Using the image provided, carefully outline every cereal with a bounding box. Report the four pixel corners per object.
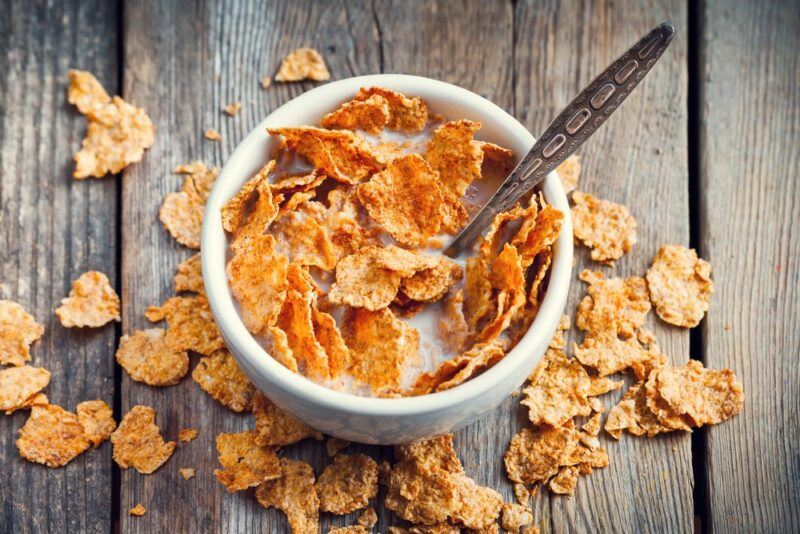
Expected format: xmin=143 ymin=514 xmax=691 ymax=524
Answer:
xmin=358 ymin=154 xmax=445 ymax=246
xmin=322 ymin=94 xmax=390 ymax=134
xmin=277 ymin=277 xmax=331 ymax=381
xmin=571 ymin=191 xmax=637 ymax=265
xmin=275 ymin=47 xmax=330 ymax=82
xmin=575 ymin=272 xmax=651 ymax=339
xmin=174 ymin=253 xmax=204 ymax=294
xmin=263 ymin=326 xmax=300 ymax=373
xmin=55 ymin=271 xmax=120 ymax=328
xmin=272 ymin=168 xmax=327 ymax=193
xmin=438 ymin=290 xmax=469 ymax=353
xmin=76 ymin=400 xmax=116 ymax=447
xmin=252 ymin=393 xmax=322 ymax=446
xmin=271 ymin=202 xmax=337 ymax=270
xmin=255 ymin=458 xmax=319 ymax=534
xmin=555 ymin=154 xmax=580 ymax=193
xmin=343 ymin=308 xmax=420 ymax=396
xmin=549 ymin=315 xmax=571 ymax=350
xmin=115 ymin=328 xmax=189 ymax=386
xmin=330 ymin=527 xmax=368 ymax=534
xmin=450 ymin=474 xmax=503 ymax=530
xmin=646 ymin=244 xmax=714 ymax=327
xmin=400 ymin=256 xmax=462 ymax=303
xmin=159 ymin=162 xmax=218 ymax=249
xmin=268 ymin=127 xmax=379 ymax=185
xmin=221 ymin=160 xmax=276 ymax=235
xmin=260 ymin=76 xmax=272 ymax=89
xmin=312 ymin=307 xmax=351 ymax=378
xmin=129 ymin=504 xmax=146 ymax=516
xmin=605 ymin=382 xmax=674 ymax=439
xmin=16 ymin=404 xmax=90 ymax=467
xmin=111 ymin=405 xmax=176 ymax=474
xmin=384 ymin=460 xmax=459 ymax=525
xmin=214 ymin=430 xmax=282 ymax=492
xmin=316 ymin=453 xmax=379 ymax=514
xmin=145 ymin=294 xmax=224 ymax=355
xmin=504 ymin=424 xmax=579 ymax=485
xmin=355 ymin=86 xmax=428 ymax=132
xmin=5 ymin=392 xmax=49 ymax=414
xmin=511 ymin=205 xmax=564 ymax=269
xmin=179 ymin=467 xmax=196 ymax=480
xmin=192 ymin=350 xmax=256 ymax=412
xmin=513 ymin=483 xmax=531 ymax=506
xmin=0 ymin=366 xmax=50 ymax=412
xmin=68 ymin=70 xmax=154 ymax=179
xmin=326 ymin=437 xmax=350 ymax=457
xmin=0 ymin=300 xmax=45 ymax=367
xmin=223 ymin=102 xmax=241 ymax=116
xmin=573 ymin=329 xmax=665 ymax=379
xmin=412 ymin=340 xmax=505 ymax=395
xmin=357 ymin=507 xmax=378 ymax=528
xmin=204 ymin=128 xmax=222 ymax=141
xmin=501 ymin=503 xmax=533 ymax=532
xmin=548 ymin=466 xmax=579 ymax=495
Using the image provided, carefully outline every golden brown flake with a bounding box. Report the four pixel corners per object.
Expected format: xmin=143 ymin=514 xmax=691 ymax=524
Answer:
xmin=55 ymin=271 xmax=120 ymax=328
xmin=272 ymin=168 xmax=327 ymax=193
xmin=115 ymin=328 xmax=189 ymax=386
xmin=358 ymin=154 xmax=445 ymax=246
xmin=0 ymin=366 xmax=50 ymax=412
xmin=396 ymin=434 xmax=463 ymax=475
xmin=450 ymin=474 xmax=503 ymax=530
xmin=174 ymin=253 xmax=204 ymax=294
xmin=129 ymin=504 xmax=146 ymax=516
xmin=4 ymin=392 xmax=49 ymax=415
xmin=438 ymin=290 xmax=469 ymax=353
xmin=571 ymin=191 xmax=637 ymax=265
xmin=221 ymin=160 xmax=277 ymax=235
xmin=501 ymin=502 xmax=533 ymax=533
xmin=204 ymin=128 xmax=222 ymax=141
xmin=214 ymin=430 xmax=282 ymax=492
xmin=277 ymin=280 xmax=331 ymax=381
xmin=252 ymin=393 xmax=322 ymax=447
xmin=145 ymin=294 xmax=224 ymax=355
xmin=268 ymin=127 xmax=380 ymax=185
xmin=646 ymin=244 xmax=714 ymax=328
xmin=272 ymin=202 xmax=337 ymax=271
xmin=255 ymin=458 xmax=320 ymax=534
xmin=573 ymin=329 xmax=665 ymax=379
xmin=16 ymin=404 xmax=90 ymax=467
xmin=384 ymin=460 xmax=459 ymax=525
xmin=312 ymin=307 xmax=351 ymax=378
xmin=180 ymin=467 xmax=196 ymax=480
xmin=223 ymin=102 xmax=242 ymax=116
xmin=549 ymin=315 xmax=570 ymax=350
xmin=275 ymin=47 xmax=330 ymax=82
xmin=178 ymin=428 xmax=198 ymax=442
xmin=316 ymin=453 xmax=379 ymax=514
xmin=400 ymin=257 xmax=462 ymax=303
xmin=322 ymin=94 xmax=390 ymax=134
xmin=330 ymin=527 xmax=368 ymax=534
xmin=76 ymin=400 xmax=116 ymax=447
xmin=513 ymin=483 xmax=530 ymax=506
xmin=111 ymin=405 xmax=176 ymax=474
xmin=575 ymin=272 xmax=651 ymax=339
xmin=504 ymin=425 xmax=580 ymax=485
xmin=0 ymin=300 xmax=45 ymax=366
xmin=412 ymin=340 xmax=505 ymax=395
xmin=555 ymin=154 xmax=580 ymax=193
xmin=548 ymin=466 xmax=579 ymax=495
xmin=263 ymin=325 xmax=300 ymax=374
xmin=68 ymin=70 xmax=154 ymax=179
xmin=604 ymin=382 xmax=676 ymax=439
xmin=192 ymin=350 xmax=256 ymax=412
xmin=261 ymin=76 xmax=272 ymax=89
xmin=357 ymin=507 xmax=378 ymax=528
xmin=160 ymin=162 xmax=219 ymax=249
xmin=355 ymin=87 xmax=428 ymax=132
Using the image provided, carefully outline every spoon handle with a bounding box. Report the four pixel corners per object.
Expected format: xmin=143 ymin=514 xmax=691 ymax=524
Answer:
xmin=444 ymin=21 xmax=675 ymax=258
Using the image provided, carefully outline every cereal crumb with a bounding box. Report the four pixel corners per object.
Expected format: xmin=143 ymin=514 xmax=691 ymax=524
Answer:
xmin=275 ymin=47 xmax=330 ymax=82
xmin=204 ymin=128 xmax=222 ymax=141
xmin=260 ymin=76 xmax=272 ymax=89
xmin=179 ymin=467 xmax=196 ymax=480
xmin=129 ymin=504 xmax=146 ymax=516
xmin=178 ymin=428 xmax=198 ymax=442
xmin=223 ymin=102 xmax=241 ymax=116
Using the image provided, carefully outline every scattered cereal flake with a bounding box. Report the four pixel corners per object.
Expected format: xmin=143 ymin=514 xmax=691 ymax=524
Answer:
xmin=68 ymin=70 xmax=155 ymax=179
xmin=573 ymin=329 xmax=665 ymax=379
xmin=0 ymin=300 xmax=44 ymax=366
xmin=513 ymin=483 xmax=530 ymax=506
xmin=604 ymin=382 xmax=675 ymax=439
xmin=111 ymin=405 xmax=176 ymax=474
xmin=401 ymin=256 xmax=462 ymax=303
xmin=5 ymin=392 xmax=49 ymax=415
xmin=548 ymin=466 xmax=580 ymax=495
xmin=549 ymin=315 xmax=570 ymax=350
xmin=571 ymin=191 xmax=637 ymax=265
xmin=192 ymin=350 xmax=256 ymax=412
xmin=115 ymin=328 xmax=189 ymax=386
xmin=255 ymin=458 xmax=320 ymax=534
xmin=178 ymin=428 xmax=198 ymax=442
xmin=646 ymin=244 xmax=714 ymax=328
xmin=357 ymin=507 xmax=378 ymax=528
xmin=272 ymin=203 xmax=338 ymax=271
xmin=261 ymin=76 xmax=272 ymax=89
xmin=275 ymin=47 xmax=330 ymax=82
xmin=582 ymin=413 xmax=602 ymax=437
xmin=575 ymin=272 xmax=651 ymax=339
xmin=504 ymin=424 xmax=579 ymax=485
xmin=355 ymin=87 xmax=428 ymax=132
xmin=16 ymin=404 xmax=90 ymax=467
xmin=227 ymin=234 xmax=289 ymax=334
xmin=146 ymin=295 xmax=224 ymax=355
xmin=160 ymin=162 xmax=219 ymax=249
xmin=412 ymin=340 xmax=505 ymax=395
xmin=214 ymin=430 xmax=282 ymax=492
xmin=129 ymin=504 xmax=146 ymax=516
xmin=358 ymin=154 xmax=445 ymax=246
xmin=384 ymin=460 xmax=459 ymax=525
xmin=343 ymin=308 xmax=420 ymax=396
xmin=268 ymin=127 xmax=380 ymax=185
xmin=55 ymin=271 xmax=120 ymax=328
xmin=0 ymin=366 xmax=50 ymax=412
xmin=326 ymin=437 xmax=350 ymax=457
xmin=322 ymin=94 xmax=390 ymax=134
xmin=501 ymin=502 xmax=533 ymax=532
xmin=174 ymin=253 xmax=204 ymax=294
xmin=438 ymin=289 xmax=469 ymax=353
xmin=223 ymin=102 xmax=242 ymax=116
xmin=316 ymin=453 xmax=379 ymax=514
xmin=450 ymin=474 xmax=503 ymax=530
xmin=555 ymin=154 xmax=580 ymax=193
xmin=204 ymin=128 xmax=222 ymax=141
xmin=521 ymin=350 xmax=595 ymax=427
xmin=396 ymin=434 xmax=463 ymax=476
xmin=221 ymin=160 xmax=276 ymax=234
xmin=252 ymin=393 xmax=322 ymax=446
xmin=330 ymin=527 xmax=368 ymax=534
xmin=76 ymin=400 xmax=116 ymax=447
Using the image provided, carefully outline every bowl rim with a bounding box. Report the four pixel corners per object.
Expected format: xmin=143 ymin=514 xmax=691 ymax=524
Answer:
xmin=201 ymin=73 xmax=573 ymax=418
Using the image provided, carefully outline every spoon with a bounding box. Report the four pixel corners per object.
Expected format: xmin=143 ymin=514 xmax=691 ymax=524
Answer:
xmin=444 ymin=22 xmax=675 ymax=258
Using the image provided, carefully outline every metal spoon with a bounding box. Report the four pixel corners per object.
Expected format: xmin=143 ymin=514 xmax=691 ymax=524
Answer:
xmin=444 ymin=22 xmax=675 ymax=258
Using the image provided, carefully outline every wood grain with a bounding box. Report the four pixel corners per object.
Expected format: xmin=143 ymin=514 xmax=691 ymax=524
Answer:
xmin=0 ymin=1 xmax=119 ymax=532
xmin=699 ymin=0 xmax=800 ymax=531
xmin=514 ymin=1 xmax=694 ymax=532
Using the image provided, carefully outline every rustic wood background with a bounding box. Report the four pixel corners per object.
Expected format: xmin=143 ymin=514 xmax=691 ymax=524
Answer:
xmin=1 ymin=0 xmax=797 ymax=532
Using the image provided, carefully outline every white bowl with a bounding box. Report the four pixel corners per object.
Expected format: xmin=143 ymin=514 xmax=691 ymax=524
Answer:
xmin=201 ymin=74 xmax=573 ymax=444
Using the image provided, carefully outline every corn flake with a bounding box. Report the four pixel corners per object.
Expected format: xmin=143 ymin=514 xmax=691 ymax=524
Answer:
xmin=16 ymin=404 xmax=90 ymax=467
xmin=501 ymin=503 xmax=533 ymax=533
xmin=221 ymin=160 xmax=276 ymax=234
xmin=316 ymin=453 xmax=379 ymax=514
xmin=204 ymin=128 xmax=221 ymax=141
xmin=145 ymin=294 xmax=223 ymax=356
xmin=192 ymin=349 xmax=256 ymax=412
xmin=412 ymin=340 xmax=505 ymax=395
xmin=275 ymin=47 xmax=330 ymax=82
xmin=438 ymin=289 xmax=469 ymax=353
xmin=129 ymin=504 xmax=146 ymax=516
xmin=322 ymin=94 xmax=390 ymax=134
xmin=223 ymin=102 xmax=241 ymax=116
xmin=605 ymin=382 xmax=676 ymax=439
xmin=575 ymin=272 xmax=651 ymax=339
xmin=555 ymin=155 xmax=580 ymax=193
xmin=160 ymin=162 xmax=219 ymax=249
xmin=400 ymin=256 xmax=462 ymax=304
xmin=450 ymin=474 xmax=503 ymax=530
xmin=214 ymin=430 xmax=281 ymax=492
xmin=111 ymin=405 xmax=176 ymax=474
xmin=174 ymin=253 xmax=204 ymax=294
xmin=55 ymin=271 xmax=120 ymax=328
xmin=0 ymin=300 xmax=45 ymax=366
xmin=571 ymin=191 xmax=637 ymax=265
xmin=255 ymin=458 xmax=320 ymax=534
xmin=180 ymin=467 xmax=196 ymax=480
xmin=646 ymin=244 xmax=714 ymax=328
xmin=312 ymin=307 xmax=351 ymax=378
xmin=573 ymin=329 xmax=665 ymax=379
xmin=0 ymin=366 xmax=50 ymax=412
xmin=355 ymin=87 xmax=428 ymax=132
xmin=395 ymin=434 xmax=463 ymax=475
xmin=252 ymin=393 xmax=322 ymax=447
xmin=178 ymin=428 xmax=198 ymax=442
xmin=548 ymin=466 xmax=579 ymax=495
xmin=357 ymin=507 xmax=378 ymax=528
xmin=327 ymin=247 xmax=402 ymax=311
xmin=272 ymin=203 xmax=337 ymax=271
xmin=116 ymin=328 xmax=188 ymax=386
xmin=384 ymin=460 xmax=459 ymax=525
xmin=277 ymin=287 xmax=331 ymax=381
xmin=76 ymin=400 xmax=116 ymax=447
xmin=504 ymin=424 xmax=580 ymax=485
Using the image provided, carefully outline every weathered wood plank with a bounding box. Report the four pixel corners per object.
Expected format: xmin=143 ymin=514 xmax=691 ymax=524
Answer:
xmin=699 ymin=0 xmax=800 ymax=531
xmin=120 ymin=1 xmax=382 ymax=532
xmin=514 ymin=1 xmax=694 ymax=532
xmin=0 ymin=0 xmax=119 ymax=532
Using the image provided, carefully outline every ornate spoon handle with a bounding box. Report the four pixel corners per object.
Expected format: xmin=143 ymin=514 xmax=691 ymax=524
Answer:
xmin=444 ymin=22 xmax=675 ymax=258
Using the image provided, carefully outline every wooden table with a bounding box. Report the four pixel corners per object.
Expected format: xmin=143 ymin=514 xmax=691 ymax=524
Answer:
xmin=1 ymin=1 xmax=797 ymax=532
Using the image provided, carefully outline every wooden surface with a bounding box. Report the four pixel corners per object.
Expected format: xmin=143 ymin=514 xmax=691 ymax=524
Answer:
xmin=1 ymin=0 xmax=798 ymax=532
